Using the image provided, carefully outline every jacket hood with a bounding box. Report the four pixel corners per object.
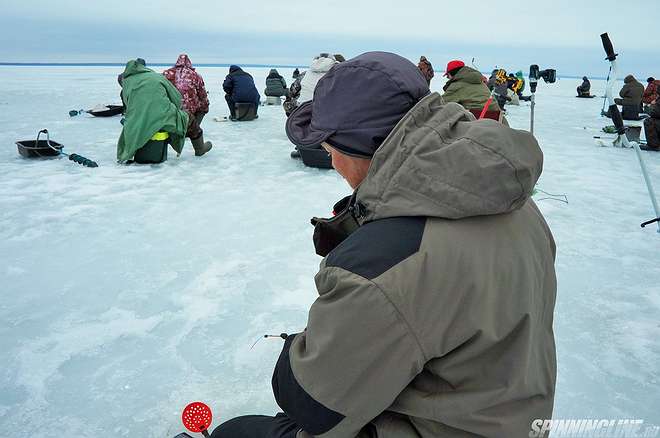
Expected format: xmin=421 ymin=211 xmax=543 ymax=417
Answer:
xmin=310 ymin=56 xmax=337 ymax=73
xmin=356 ymin=93 xmax=543 ymax=221
xmin=267 ymin=68 xmax=281 ymax=78
xmin=229 ymin=65 xmax=242 ymax=73
xmin=624 ymin=75 xmax=636 ymax=84
xmin=122 ymin=60 xmax=153 ymax=79
xmin=174 ymin=54 xmax=193 ymax=69
xmin=448 ymin=66 xmax=485 ymax=85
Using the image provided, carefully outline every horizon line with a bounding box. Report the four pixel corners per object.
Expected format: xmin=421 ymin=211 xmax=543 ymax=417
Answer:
xmin=0 ymin=62 xmax=307 ymax=68
xmin=0 ymin=62 xmax=610 ymax=81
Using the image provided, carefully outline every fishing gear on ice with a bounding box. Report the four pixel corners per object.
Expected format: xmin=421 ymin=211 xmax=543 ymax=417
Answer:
xmin=16 ymin=129 xmax=98 ymax=167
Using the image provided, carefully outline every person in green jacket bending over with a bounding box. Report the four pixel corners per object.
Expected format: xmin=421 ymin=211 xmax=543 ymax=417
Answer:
xmin=117 ymin=59 xmax=211 ymax=164
xmin=442 ymin=59 xmax=500 ymax=113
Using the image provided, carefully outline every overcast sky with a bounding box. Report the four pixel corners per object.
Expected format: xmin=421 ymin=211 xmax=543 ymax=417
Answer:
xmin=1 ymin=0 xmax=658 ymax=77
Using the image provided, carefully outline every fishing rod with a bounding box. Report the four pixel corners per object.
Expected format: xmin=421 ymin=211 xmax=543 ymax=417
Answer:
xmin=600 ymin=32 xmax=659 ymax=232
xmin=600 ymin=66 xmax=612 ymax=116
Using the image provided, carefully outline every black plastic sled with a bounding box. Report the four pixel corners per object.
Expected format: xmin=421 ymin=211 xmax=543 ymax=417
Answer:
xmin=88 ymin=105 xmax=124 ymax=117
xmin=16 ymin=138 xmax=63 ymax=158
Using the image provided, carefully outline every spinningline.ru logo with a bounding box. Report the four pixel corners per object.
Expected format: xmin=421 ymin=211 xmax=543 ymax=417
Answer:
xmin=529 ymin=419 xmax=660 ymax=437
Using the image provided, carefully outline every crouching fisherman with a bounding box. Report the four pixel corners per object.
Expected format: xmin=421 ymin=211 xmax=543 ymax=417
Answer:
xmin=163 ymin=54 xmax=213 ymax=156
xmin=117 ymin=60 xmax=206 ymax=164
xmin=577 ymin=76 xmax=592 ymax=97
xmin=211 ymin=52 xmax=557 ymax=438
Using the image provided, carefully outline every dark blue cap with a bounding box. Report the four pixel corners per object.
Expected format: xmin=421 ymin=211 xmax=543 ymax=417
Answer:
xmin=286 ymin=52 xmax=430 ymax=158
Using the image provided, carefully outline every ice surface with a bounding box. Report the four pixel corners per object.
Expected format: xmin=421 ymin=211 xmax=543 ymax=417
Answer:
xmin=0 ymin=66 xmax=659 ymax=437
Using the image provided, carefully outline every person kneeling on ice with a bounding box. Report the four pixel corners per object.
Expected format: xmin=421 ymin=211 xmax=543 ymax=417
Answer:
xmin=442 ymin=59 xmax=500 ymax=112
xmin=222 ymin=65 xmax=261 ymax=120
xmin=210 ymin=52 xmax=557 ymax=438
xmin=577 ymin=76 xmax=592 ymax=97
xmin=117 ymin=59 xmax=201 ymax=164
xmin=163 ymin=54 xmax=212 ymax=156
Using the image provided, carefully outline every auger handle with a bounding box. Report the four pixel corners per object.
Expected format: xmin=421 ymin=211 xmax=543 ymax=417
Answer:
xmin=641 ymin=217 xmax=660 ymax=228
xmin=600 ymin=33 xmax=618 ymax=61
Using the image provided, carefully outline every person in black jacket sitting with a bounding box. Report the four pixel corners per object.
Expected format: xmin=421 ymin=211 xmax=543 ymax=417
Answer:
xmin=222 ymin=65 xmax=261 ymax=120
xmin=577 ymin=76 xmax=591 ymax=97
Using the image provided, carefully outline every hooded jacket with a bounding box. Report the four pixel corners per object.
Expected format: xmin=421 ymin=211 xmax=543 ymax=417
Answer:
xmin=515 ymin=70 xmax=526 ymax=94
xmin=298 ymin=56 xmax=338 ymax=103
xmin=577 ymin=77 xmax=591 ymax=96
xmin=418 ymin=56 xmax=434 ymax=84
xmin=223 ymin=65 xmax=261 ymax=105
xmin=163 ymin=54 xmax=210 ymax=114
xmin=117 ymin=60 xmax=189 ymax=161
xmin=617 ymin=75 xmax=644 ymax=107
xmin=443 ymin=66 xmax=500 ymax=111
xmin=265 ymin=69 xmax=288 ymax=97
xmin=643 ymin=80 xmax=660 ymax=105
xmin=272 ymin=93 xmax=557 ymax=438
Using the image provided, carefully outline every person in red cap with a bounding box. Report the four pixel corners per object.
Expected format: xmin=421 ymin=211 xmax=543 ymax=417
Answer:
xmin=442 ymin=59 xmax=500 ymax=112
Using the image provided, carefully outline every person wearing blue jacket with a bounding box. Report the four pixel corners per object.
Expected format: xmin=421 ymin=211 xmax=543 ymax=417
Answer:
xmin=222 ymin=65 xmax=261 ymax=119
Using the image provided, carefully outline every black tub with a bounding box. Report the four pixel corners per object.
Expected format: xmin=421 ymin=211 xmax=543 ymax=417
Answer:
xmin=16 ymin=139 xmax=63 ymax=158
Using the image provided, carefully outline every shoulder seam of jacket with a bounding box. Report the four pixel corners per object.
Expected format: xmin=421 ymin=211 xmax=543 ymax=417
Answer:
xmin=324 ymin=265 xmax=430 ymax=363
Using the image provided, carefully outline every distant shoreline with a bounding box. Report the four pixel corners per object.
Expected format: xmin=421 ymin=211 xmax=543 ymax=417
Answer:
xmin=0 ymin=63 xmax=607 ymax=80
xmin=0 ymin=62 xmax=305 ymax=68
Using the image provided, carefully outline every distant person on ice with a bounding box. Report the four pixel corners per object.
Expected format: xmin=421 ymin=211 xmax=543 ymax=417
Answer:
xmin=264 ymin=69 xmax=289 ymax=98
xmin=298 ymin=53 xmax=338 ymax=103
xmin=442 ymin=59 xmax=500 ymax=112
xmin=487 ymin=68 xmax=510 ymax=110
xmin=163 ymin=54 xmax=212 ymax=156
xmin=210 ymin=51 xmax=557 ymax=438
xmin=577 ymin=76 xmax=591 ymax=97
xmin=417 ymin=55 xmax=434 ymax=85
xmin=116 ymin=59 xmax=206 ymax=163
xmin=283 ymin=53 xmax=337 ymax=115
xmin=222 ymin=65 xmax=260 ymax=120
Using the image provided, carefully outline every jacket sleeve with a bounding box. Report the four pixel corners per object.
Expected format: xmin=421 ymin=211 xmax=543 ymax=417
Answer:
xmin=222 ymin=76 xmax=233 ymax=94
xmin=196 ymin=75 xmax=210 ymax=112
xmin=442 ymin=82 xmax=459 ymax=103
xmin=272 ymin=266 xmax=426 ymax=437
xmin=620 ymin=84 xmax=630 ymax=99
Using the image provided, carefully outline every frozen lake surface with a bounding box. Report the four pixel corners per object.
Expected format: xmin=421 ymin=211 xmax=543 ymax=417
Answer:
xmin=1 ymin=66 xmax=659 ymax=437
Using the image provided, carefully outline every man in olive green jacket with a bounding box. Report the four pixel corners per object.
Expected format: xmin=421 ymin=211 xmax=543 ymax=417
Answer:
xmin=212 ymin=52 xmax=556 ymax=438
xmin=442 ymin=60 xmax=500 ymax=112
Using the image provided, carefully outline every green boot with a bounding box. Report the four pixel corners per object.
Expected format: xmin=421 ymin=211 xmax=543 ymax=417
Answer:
xmin=191 ymin=134 xmax=212 ymax=157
